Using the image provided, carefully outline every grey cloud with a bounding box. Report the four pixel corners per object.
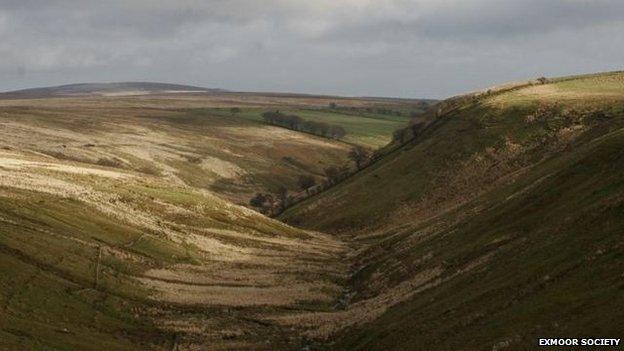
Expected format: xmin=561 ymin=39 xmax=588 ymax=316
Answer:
xmin=317 ymin=0 xmax=624 ymax=43
xmin=421 ymin=0 xmax=624 ymax=39
xmin=0 ymin=0 xmax=623 ymax=98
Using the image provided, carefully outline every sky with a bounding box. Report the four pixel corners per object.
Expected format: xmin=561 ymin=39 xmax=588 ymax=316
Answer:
xmin=0 ymin=0 xmax=623 ymax=99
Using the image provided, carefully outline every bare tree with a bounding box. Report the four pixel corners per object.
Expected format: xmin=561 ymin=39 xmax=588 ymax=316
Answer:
xmin=277 ymin=186 xmax=289 ymax=209
xmin=324 ymin=166 xmax=340 ymax=184
xmin=348 ymin=146 xmax=371 ymax=169
xmin=297 ymin=175 xmax=316 ymax=193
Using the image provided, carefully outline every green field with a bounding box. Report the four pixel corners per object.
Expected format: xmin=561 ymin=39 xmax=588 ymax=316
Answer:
xmin=203 ymin=106 xmax=415 ymax=148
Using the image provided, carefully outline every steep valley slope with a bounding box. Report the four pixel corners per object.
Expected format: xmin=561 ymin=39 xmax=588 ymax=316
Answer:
xmin=282 ymin=72 xmax=624 ymax=350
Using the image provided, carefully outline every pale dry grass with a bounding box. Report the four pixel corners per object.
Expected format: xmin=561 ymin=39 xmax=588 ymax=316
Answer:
xmin=0 ymin=92 xmax=372 ymax=349
xmin=199 ymin=156 xmax=246 ymax=179
xmin=138 ymin=276 xmax=337 ymax=306
xmin=0 ymin=95 xmax=351 ymax=206
xmin=0 ymin=156 xmax=131 ymax=178
xmin=184 ymin=233 xmax=254 ymax=262
xmin=0 ymin=149 xmax=349 ymax=346
xmin=504 ymin=83 xmax=624 ymax=101
xmin=487 ymin=73 xmax=624 ymax=108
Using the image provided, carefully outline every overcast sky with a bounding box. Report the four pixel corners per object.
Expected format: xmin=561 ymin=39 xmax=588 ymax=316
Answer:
xmin=0 ymin=0 xmax=623 ymax=98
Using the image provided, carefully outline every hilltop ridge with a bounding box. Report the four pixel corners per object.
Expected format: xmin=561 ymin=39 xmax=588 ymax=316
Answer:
xmin=0 ymin=82 xmax=224 ymax=98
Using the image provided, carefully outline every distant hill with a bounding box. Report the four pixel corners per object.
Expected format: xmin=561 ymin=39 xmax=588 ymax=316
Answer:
xmin=0 ymin=82 xmax=224 ymax=98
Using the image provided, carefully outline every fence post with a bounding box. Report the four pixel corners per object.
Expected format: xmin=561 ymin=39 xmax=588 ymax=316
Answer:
xmin=95 ymin=246 xmax=102 ymax=289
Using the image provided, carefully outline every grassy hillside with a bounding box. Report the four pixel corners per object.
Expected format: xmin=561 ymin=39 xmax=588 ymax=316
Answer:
xmin=0 ymin=95 xmax=354 ymax=206
xmin=0 ymin=92 xmax=423 ymax=205
xmin=0 ymin=91 xmax=410 ymax=350
xmin=0 ymin=165 xmax=347 ymax=350
xmin=280 ymin=72 xmax=624 ymax=349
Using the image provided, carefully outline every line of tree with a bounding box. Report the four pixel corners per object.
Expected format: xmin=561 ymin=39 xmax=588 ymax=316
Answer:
xmin=392 ymin=122 xmax=427 ymax=145
xmin=262 ymin=111 xmax=347 ymax=140
xmin=327 ymin=102 xmax=433 ymax=118
xmin=248 ymin=174 xmax=325 ymax=215
xmin=249 ymin=145 xmax=376 ymax=215
xmin=329 ymin=103 xmax=407 ymax=116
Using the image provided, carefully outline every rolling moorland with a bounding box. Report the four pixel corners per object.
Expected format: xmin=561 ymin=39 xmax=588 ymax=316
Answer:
xmin=1 ymin=72 xmax=622 ymax=350
xmin=0 ymin=85 xmax=426 ymax=350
